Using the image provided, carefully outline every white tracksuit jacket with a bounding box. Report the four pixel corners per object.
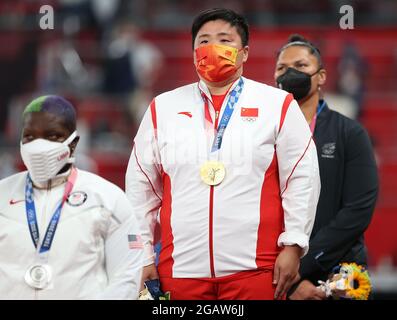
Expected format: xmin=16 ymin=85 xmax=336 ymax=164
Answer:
xmin=0 ymin=168 xmax=143 ymax=299
xmin=126 ymin=77 xmax=320 ymax=279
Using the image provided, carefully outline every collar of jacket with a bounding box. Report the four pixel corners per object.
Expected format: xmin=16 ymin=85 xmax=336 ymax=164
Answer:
xmin=3 ymin=168 xmax=76 ymax=211
xmin=197 ymin=76 xmax=243 ymax=104
xmin=317 ymin=99 xmax=331 ymax=123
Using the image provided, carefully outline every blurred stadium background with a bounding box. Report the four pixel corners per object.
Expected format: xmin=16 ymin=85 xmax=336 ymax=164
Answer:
xmin=0 ymin=0 xmax=396 ymax=299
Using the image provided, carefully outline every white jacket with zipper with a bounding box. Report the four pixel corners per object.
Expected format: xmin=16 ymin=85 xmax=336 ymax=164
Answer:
xmin=126 ymin=77 xmax=320 ymax=279
xmin=0 ymin=168 xmax=143 ymax=299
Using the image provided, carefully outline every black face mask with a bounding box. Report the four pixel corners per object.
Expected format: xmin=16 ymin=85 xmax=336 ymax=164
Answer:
xmin=276 ymin=67 xmax=320 ymax=101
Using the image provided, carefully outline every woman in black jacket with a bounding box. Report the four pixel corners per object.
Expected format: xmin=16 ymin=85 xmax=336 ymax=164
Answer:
xmin=274 ymin=34 xmax=379 ymax=300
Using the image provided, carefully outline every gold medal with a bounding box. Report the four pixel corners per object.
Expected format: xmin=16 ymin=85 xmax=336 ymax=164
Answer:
xmin=200 ymin=161 xmax=226 ymax=186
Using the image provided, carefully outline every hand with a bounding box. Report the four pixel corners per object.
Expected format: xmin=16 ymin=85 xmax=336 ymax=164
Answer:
xmin=273 ymin=245 xmax=302 ymax=299
xmin=140 ymin=263 xmax=159 ymax=291
xmin=289 ymin=280 xmax=327 ymax=300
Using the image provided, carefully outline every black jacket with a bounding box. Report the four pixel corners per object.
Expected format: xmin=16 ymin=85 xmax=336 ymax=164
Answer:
xmin=299 ymin=100 xmax=379 ymax=284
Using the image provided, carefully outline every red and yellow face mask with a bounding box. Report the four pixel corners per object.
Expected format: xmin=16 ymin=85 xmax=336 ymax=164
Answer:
xmin=195 ymin=44 xmax=241 ymax=83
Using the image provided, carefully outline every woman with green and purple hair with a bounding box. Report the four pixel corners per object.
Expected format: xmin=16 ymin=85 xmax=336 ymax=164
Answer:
xmin=0 ymin=95 xmax=144 ymax=299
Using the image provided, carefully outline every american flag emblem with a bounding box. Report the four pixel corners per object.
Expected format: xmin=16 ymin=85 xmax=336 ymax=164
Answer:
xmin=128 ymin=234 xmax=143 ymax=249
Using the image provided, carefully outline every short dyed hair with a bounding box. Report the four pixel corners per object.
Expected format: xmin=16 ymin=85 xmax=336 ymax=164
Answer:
xmin=23 ymin=95 xmax=77 ymax=133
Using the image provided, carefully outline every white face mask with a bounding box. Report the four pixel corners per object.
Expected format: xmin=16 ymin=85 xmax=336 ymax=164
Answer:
xmin=20 ymin=131 xmax=77 ymax=185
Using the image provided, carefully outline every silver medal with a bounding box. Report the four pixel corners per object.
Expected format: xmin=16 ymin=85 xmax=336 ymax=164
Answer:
xmin=25 ymin=264 xmax=52 ymax=290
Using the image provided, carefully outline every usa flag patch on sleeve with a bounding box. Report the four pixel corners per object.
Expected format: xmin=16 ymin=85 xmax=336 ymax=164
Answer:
xmin=128 ymin=234 xmax=144 ymax=249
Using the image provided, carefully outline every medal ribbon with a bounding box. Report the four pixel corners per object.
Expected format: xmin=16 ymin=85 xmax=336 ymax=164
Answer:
xmin=309 ymin=100 xmax=326 ymax=134
xmin=25 ymin=167 xmax=77 ymax=253
xmin=199 ymin=78 xmax=244 ymax=153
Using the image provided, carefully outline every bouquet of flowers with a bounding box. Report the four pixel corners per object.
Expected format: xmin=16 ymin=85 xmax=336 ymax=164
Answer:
xmin=318 ymin=263 xmax=372 ymax=300
xmin=138 ymin=279 xmax=171 ymax=300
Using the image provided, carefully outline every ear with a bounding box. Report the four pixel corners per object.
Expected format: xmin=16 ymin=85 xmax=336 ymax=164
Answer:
xmin=318 ymin=68 xmax=327 ymax=86
xmin=242 ymin=45 xmax=249 ymax=63
xmin=69 ymin=136 xmax=80 ymax=156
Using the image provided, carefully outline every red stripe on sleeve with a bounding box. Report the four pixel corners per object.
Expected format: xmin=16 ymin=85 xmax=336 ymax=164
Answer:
xmin=278 ymin=93 xmax=294 ymax=133
xmin=150 ymin=99 xmax=158 ymax=139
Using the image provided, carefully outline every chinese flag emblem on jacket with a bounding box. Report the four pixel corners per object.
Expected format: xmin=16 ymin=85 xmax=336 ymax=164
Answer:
xmin=241 ymin=108 xmax=258 ymax=121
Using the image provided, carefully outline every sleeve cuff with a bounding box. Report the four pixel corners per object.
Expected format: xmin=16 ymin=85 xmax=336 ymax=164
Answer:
xmin=299 ymin=251 xmax=327 ymax=279
xmin=278 ymin=232 xmax=309 ymax=257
